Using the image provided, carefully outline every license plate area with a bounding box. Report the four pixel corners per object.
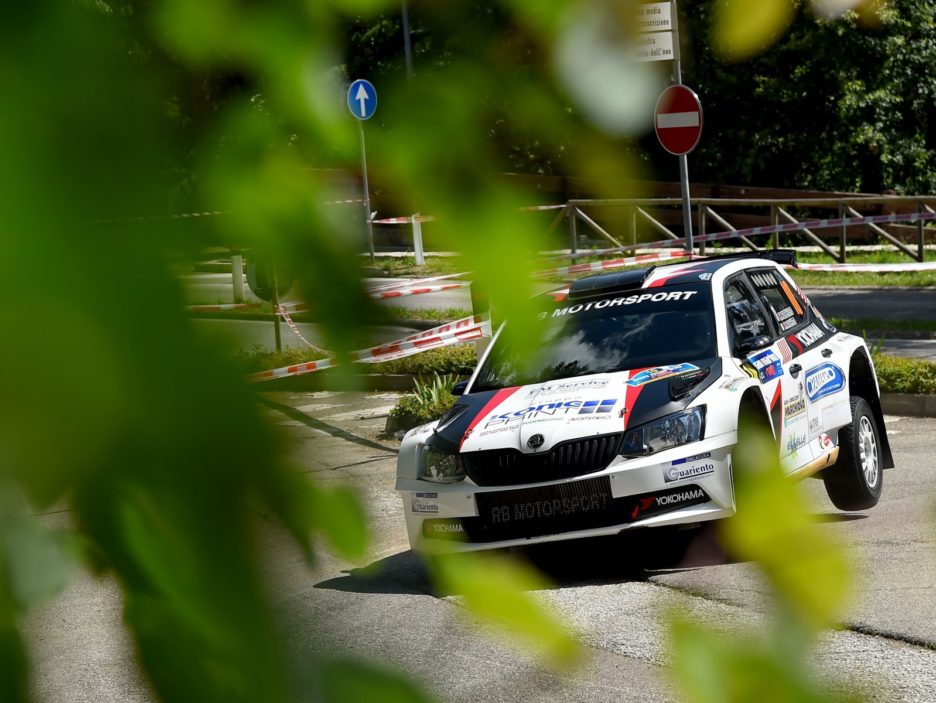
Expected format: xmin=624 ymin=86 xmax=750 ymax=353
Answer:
xmin=473 ymin=476 xmax=613 ymax=538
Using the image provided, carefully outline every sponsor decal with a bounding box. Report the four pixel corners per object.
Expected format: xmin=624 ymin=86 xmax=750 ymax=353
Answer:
xmin=484 ymin=399 xmax=584 ymax=427
xmin=805 ymin=363 xmax=845 ymax=402
xmin=776 ymin=338 xmax=793 ymax=363
xmin=698 ymin=273 xmax=712 ymax=281
xmin=780 ymin=280 xmax=805 ymax=316
xmin=551 ymin=290 xmax=698 ymax=317
xmin=783 ymin=386 xmax=806 ymax=425
xmin=747 ymin=349 xmax=783 ymax=383
xmin=655 ymin=487 xmax=707 ymax=506
xmin=664 ymin=452 xmax=715 ymax=483
xmin=579 ymin=399 xmax=617 ymax=414
xmin=751 ymin=272 xmax=778 ymax=289
xmin=741 ymin=363 xmax=758 ymax=379
xmin=786 ymin=433 xmax=807 ymax=453
xmin=536 ymin=379 xmax=610 ymax=395
xmin=819 ymin=433 xmax=834 ymax=451
xmin=776 ymin=307 xmax=795 ymax=322
xmin=412 ymin=493 xmax=440 ymax=514
xmin=718 ymin=376 xmax=746 ymax=392
xmin=780 ymin=317 xmax=798 ymax=331
xmin=422 ymin=519 xmax=465 ymax=538
xmin=794 ymin=322 xmax=825 ymax=348
xmin=808 ymin=417 xmax=821 ymax=436
xmin=627 ymin=363 xmax=700 ymax=387
xmin=489 ymin=492 xmax=610 ymax=525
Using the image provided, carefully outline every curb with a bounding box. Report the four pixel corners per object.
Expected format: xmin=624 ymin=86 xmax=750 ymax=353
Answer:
xmin=881 ymin=392 xmax=936 ymax=418
xmin=258 ymin=373 xmax=421 ymax=393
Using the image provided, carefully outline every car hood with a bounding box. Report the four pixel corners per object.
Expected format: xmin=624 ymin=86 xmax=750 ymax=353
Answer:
xmin=427 ymin=359 xmax=721 ymax=455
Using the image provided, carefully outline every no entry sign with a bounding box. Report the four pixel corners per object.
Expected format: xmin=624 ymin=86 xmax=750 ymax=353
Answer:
xmin=654 ymin=85 xmax=703 ymax=156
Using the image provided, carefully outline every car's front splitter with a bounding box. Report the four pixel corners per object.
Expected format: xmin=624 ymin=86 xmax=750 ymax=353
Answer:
xmin=396 ymin=433 xmax=736 ymax=552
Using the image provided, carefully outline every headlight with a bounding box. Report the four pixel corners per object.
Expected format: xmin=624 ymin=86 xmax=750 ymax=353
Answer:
xmin=419 ymin=446 xmax=465 ymax=483
xmin=620 ymin=406 xmax=705 ymax=456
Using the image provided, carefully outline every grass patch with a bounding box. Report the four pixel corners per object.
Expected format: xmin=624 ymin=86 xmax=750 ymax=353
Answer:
xmin=375 ymin=256 xmax=467 ymax=278
xmin=790 ymin=270 xmax=936 ymax=287
xmin=872 ymin=354 xmax=936 ymax=394
xmin=828 ymin=317 xmax=936 ymax=334
xmin=381 ymin=306 xmax=474 ymax=322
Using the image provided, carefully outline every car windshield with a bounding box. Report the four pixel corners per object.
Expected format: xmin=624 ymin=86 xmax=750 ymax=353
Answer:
xmin=472 ymin=283 xmax=716 ymax=392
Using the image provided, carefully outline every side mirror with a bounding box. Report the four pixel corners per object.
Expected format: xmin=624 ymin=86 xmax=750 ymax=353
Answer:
xmin=735 ymin=334 xmax=772 ymax=356
xmin=451 ymin=381 xmax=468 ymax=397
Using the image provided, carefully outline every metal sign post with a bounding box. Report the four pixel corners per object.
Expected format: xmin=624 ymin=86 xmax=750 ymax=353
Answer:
xmin=348 ymin=79 xmax=378 ymax=264
xmin=670 ymin=0 xmax=693 ymax=252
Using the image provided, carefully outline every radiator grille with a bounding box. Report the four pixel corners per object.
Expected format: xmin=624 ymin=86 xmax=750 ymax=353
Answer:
xmin=460 ymin=433 xmax=625 ymax=487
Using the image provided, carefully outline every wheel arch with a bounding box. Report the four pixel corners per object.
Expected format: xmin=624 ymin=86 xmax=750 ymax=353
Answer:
xmin=849 ymin=348 xmax=894 ymax=469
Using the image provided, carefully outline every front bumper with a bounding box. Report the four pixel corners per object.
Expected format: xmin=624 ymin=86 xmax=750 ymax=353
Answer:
xmin=395 ymin=432 xmax=737 ymax=552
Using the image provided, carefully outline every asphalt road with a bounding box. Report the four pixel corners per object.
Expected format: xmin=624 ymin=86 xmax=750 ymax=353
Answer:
xmin=25 ymin=392 xmax=936 ymax=702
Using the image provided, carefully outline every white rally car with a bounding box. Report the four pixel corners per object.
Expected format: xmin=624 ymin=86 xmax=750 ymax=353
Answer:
xmin=395 ymin=251 xmax=892 ymax=551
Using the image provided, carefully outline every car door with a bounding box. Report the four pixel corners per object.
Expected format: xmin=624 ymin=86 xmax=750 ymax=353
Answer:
xmin=722 ymin=274 xmax=790 ymax=453
xmin=746 ymin=267 xmax=833 ymax=470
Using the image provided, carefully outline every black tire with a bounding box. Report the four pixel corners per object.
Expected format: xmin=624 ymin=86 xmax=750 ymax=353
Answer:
xmin=822 ymin=397 xmax=883 ymax=511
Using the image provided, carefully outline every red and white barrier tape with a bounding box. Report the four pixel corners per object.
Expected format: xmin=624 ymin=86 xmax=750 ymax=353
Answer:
xmin=641 ymin=210 xmax=936 ymax=250
xmin=371 ymin=215 xmax=437 ymax=225
xmin=277 ymin=305 xmax=319 ymax=349
xmin=249 ymin=314 xmax=491 ymax=382
xmin=794 ymin=261 xmax=936 ymax=273
xmin=532 ymin=250 xmax=696 ymax=279
xmin=371 ymin=282 xmax=469 ymax=299
xmin=520 ymin=204 xmax=567 ymax=212
xmin=366 ymin=272 xmax=471 ymax=293
xmin=187 ymin=302 xmax=263 ymax=313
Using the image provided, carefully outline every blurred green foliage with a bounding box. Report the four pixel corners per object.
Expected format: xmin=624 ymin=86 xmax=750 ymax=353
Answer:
xmin=0 ymin=0 xmax=899 ymax=702
xmin=670 ymin=420 xmax=856 ymax=703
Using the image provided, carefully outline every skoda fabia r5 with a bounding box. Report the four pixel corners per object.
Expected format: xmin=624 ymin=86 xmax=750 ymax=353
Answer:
xmin=395 ymin=251 xmax=892 ymax=552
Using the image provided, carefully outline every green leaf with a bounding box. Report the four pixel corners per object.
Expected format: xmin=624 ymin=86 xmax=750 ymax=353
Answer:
xmin=309 ymin=484 xmax=370 ymax=562
xmin=429 ymin=551 xmax=580 ymax=667
xmin=721 ymin=425 xmax=852 ymax=629
xmin=669 ymin=616 xmax=854 ymax=703
xmin=321 ymin=658 xmax=435 ymax=703
xmin=713 ymin=0 xmax=797 ymax=62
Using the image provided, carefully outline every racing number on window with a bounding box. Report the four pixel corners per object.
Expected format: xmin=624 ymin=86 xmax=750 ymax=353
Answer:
xmin=724 ymin=277 xmax=771 ymax=353
xmin=748 ymin=269 xmax=806 ymax=333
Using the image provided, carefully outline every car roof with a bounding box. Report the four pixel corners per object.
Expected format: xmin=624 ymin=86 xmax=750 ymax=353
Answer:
xmin=567 ymin=250 xmax=795 ymax=300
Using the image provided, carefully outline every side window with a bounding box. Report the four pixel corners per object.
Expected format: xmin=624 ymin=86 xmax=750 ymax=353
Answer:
xmin=724 ymin=276 xmax=772 ymax=354
xmin=748 ymin=268 xmax=807 ymax=333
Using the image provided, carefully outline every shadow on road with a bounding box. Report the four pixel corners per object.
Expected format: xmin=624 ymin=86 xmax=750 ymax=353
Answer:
xmin=314 ymin=550 xmax=433 ymax=597
xmin=258 ymin=397 xmax=399 ymax=455
xmin=811 ymin=512 xmax=869 ymax=523
xmin=314 ymin=526 xmax=741 ymax=597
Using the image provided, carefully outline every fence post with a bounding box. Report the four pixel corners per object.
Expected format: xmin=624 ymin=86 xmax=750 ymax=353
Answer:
xmin=918 ymin=201 xmax=925 ymax=262
xmin=412 ymin=213 xmax=425 ymax=266
xmin=470 ymin=281 xmax=491 ymax=360
xmin=839 ymin=203 xmax=847 ymax=263
xmin=568 ymin=207 xmax=578 ymax=263
xmin=771 ymin=206 xmax=778 ymax=250
xmin=628 ymin=204 xmax=636 ymax=247
xmin=231 ymin=249 xmax=245 ymax=304
xmin=271 ymin=264 xmax=283 ymax=353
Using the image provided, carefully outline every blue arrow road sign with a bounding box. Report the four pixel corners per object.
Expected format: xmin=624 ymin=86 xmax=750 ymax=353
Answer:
xmin=347 ymin=79 xmax=377 ymax=120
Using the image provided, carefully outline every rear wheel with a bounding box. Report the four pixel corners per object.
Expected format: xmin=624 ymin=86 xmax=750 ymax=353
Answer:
xmin=822 ymin=397 xmax=882 ymax=511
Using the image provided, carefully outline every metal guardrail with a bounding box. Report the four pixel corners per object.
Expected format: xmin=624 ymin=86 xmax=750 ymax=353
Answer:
xmin=557 ymin=196 xmax=936 ymax=263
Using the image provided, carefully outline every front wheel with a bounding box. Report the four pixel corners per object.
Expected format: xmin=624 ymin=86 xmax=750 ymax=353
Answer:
xmin=822 ymin=397 xmax=883 ymax=511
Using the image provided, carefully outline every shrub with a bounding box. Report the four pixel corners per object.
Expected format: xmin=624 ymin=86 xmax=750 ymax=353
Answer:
xmin=387 ymin=373 xmax=462 ymax=432
xmin=872 ymin=354 xmax=936 ymax=395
